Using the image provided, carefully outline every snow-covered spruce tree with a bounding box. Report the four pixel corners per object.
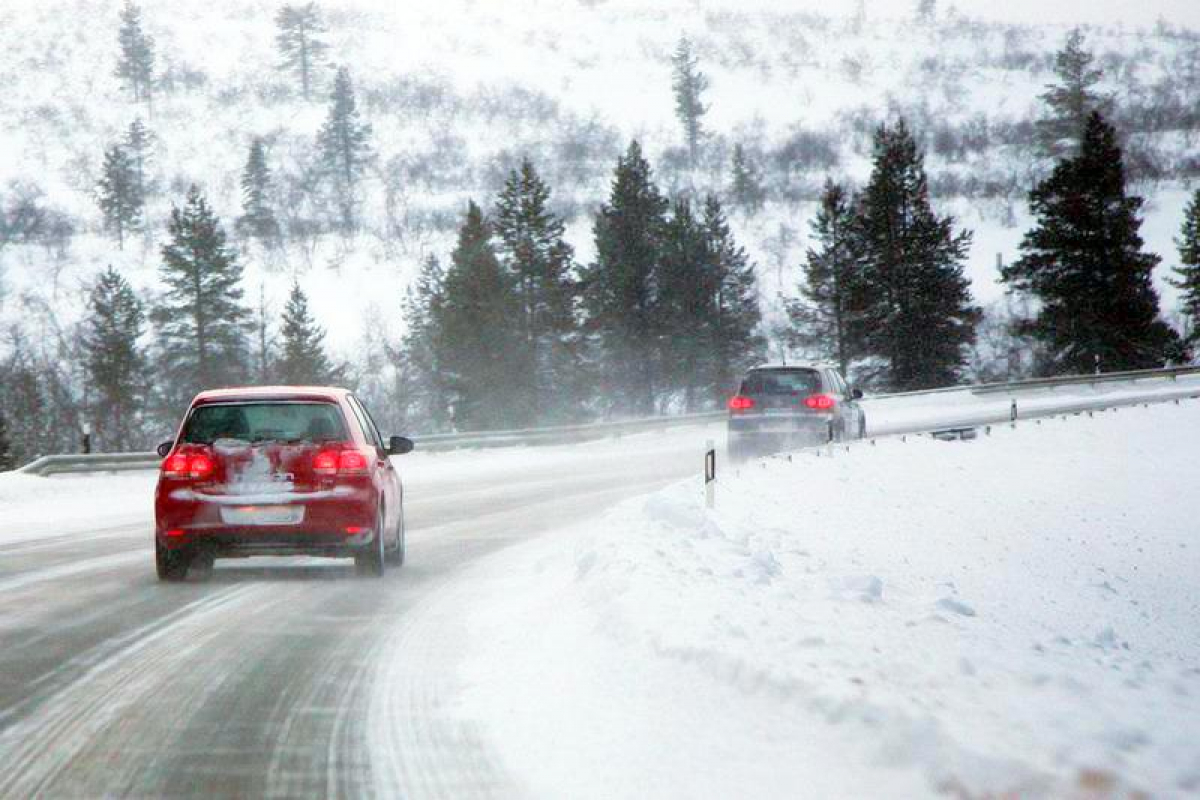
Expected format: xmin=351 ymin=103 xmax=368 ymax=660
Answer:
xmin=437 ymin=202 xmax=525 ymax=431
xmin=316 ymin=67 xmax=373 ymax=233
xmin=671 ymin=36 xmax=709 ymax=170
xmin=397 ymin=255 xmax=452 ymax=431
xmin=1037 ymin=29 xmax=1110 ymax=159
xmin=97 ymin=145 xmax=142 ymax=248
xmin=1171 ymin=188 xmax=1200 ymax=350
xmin=251 ymin=284 xmax=275 ymax=384
xmin=151 ymin=186 xmax=251 ymax=409
xmin=852 ymin=119 xmax=978 ymax=391
xmin=277 ymin=281 xmax=339 ymax=385
xmin=728 ymin=144 xmax=765 ymax=215
xmin=123 ymin=118 xmax=154 ymax=200
xmin=115 ymin=0 xmax=155 ymax=104
xmin=275 ymin=2 xmax=328 ymax=101
xmin=656 ymin=195 xmax=711 ymax=409
xmin=83 ymin=266 xmax=147 ymax=450
xmin=700 ymin=195 xmax=763 ymax=403
xmin=581 ymin=140 xmax=670 ymax=417
xmin=1002 ymin=112 xmax=1182 ymax=374
xmin=787 ymin=179 xmax=860 ymax=376
xmin=236 ymin=137 xmax=281 ymax=245
xmin=0 ymin=409 xmax=14 ymax=471
xmin=493 ymin=158 xmax=582 ymax=424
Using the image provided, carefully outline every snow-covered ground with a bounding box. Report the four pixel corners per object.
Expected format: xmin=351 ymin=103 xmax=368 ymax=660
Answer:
xmin=445 ymin=399 xmax=1200 ymax=797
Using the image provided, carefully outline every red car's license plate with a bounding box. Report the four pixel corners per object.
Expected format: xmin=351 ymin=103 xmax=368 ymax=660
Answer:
xmin=219 ymin=505 xmax=305 ymax=526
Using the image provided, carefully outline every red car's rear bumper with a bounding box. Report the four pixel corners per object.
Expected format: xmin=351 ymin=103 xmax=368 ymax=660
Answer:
xmin=155 ymin=481 xmax=379 ymax=557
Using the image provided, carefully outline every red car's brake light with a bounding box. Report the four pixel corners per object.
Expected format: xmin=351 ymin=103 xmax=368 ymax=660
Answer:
xmin=313 ymin=450 xmax=339 ymax=475
xmin=338 ymin=450 xmax=370 ymax=472
xmin=804 ymin=394 xmax=837 ymax=410
xmin=314 ymin=445 xmax=372 ymax=475
xmin=162 ymin=451 xmax=214 ymax=479
xmin=728 ymin=395 xmax=756 ymax=411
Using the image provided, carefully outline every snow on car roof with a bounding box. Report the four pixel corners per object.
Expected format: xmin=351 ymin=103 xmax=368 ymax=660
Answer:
xmin=749 ymin=362 xmax=832 ymax=371
xmin=190 ymin=386 xmax=351 ymax=404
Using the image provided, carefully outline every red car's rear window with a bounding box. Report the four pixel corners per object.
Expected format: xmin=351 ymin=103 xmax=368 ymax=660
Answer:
xmin=181 ymin=402 xmax=348 ymax=445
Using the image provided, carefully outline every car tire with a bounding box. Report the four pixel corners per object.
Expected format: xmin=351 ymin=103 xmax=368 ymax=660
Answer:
xmin=385 ymin=506 xmax=405 ymax=567
xmin=156 ymin=542 xmax=191 ymax=582
xmin=355 ymin=506 xmax=386 ymax=577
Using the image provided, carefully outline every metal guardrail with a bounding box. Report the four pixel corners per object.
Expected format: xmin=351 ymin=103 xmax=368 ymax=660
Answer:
xmin=13 ymin=365 xmax=1200 ymax=476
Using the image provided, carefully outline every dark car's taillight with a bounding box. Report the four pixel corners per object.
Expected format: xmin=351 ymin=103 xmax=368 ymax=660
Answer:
xmin=728 ymin=395 xmax=756 ymax=412
xmin=803 ymin=394 xmax=837 ymax=410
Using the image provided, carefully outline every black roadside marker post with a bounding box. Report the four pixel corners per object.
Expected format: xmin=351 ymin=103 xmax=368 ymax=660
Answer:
xmin=704 ymin=439 xmax=716 ymax=509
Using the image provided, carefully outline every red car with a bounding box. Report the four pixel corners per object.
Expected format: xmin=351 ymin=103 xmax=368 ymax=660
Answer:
xmin=154 ymin=386 xmax=413 ymax=581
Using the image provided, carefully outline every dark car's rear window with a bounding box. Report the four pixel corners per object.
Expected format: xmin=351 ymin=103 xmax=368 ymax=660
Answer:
xmin=740 ymin=369 xmax=821 ymax=396
xmin=181 ymin=402 xmax=348 ymax=444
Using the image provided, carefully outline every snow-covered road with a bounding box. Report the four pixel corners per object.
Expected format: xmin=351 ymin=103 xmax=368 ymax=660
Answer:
xmin=0 ymin=393 xmax=1197 ymax=798
xmin=0 ymin=427 xmax=714 ymax=797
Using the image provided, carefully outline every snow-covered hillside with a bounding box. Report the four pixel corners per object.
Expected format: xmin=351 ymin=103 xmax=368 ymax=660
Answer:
xmin=1 ymin=0 xmax=1198 ymax=359
xmin=444 ymin=398 xmax=1200 ymax=797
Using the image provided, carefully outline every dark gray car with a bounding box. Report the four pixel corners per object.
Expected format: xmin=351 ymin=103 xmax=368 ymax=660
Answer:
xmin=727 ymin=364 xmax=865 ymax=461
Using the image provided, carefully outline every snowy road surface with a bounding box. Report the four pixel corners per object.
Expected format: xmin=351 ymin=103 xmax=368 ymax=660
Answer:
xmin=1 ymin=396 xmax=1198 ymax=797
xmin=0 ymin=427 xmax=713 ymax=797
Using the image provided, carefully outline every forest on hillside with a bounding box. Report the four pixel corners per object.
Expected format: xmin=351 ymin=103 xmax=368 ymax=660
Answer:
xmin=1 ymin=0 xmax=1199 ymax=466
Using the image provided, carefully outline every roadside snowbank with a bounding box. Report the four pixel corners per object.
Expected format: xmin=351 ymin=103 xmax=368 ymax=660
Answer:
xmin=454 ymin=400 xmax=1200 ymax=797
xmin=0 ymin=472 xmax=157 ymax=545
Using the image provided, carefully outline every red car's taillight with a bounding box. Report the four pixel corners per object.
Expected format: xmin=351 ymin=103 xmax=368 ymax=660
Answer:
xmin=728 ymin=395 xmax=755 ymax=412
xmin=162 ymin=451 xmax=214 ymax=479
xmin=313 ymin=450 xmax=339 ymax=475
xmin=804 ymin=394 xmax=837 ymax=410
xmin=314 ymin=445 xmax=371 ymax=475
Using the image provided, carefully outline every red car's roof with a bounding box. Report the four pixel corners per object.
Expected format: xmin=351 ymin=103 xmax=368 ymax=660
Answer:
xmin=190 ymin=386 xmax=350 ymax=405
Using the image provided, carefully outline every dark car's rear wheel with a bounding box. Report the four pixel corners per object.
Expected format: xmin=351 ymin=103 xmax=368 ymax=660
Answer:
xmin=355 ymin=506 xmax=386 ymax=577
xmin=156 ymin=542 xmax=191 ymax=582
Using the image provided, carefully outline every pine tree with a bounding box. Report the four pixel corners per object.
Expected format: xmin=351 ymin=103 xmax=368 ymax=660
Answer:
xmin=236 ymin=137 xmax=281 ymax=244
xmin=788 ymin=179 xmax=859 ymax=375
xmin=701 ymin=195 xmax=763 ymax=403
xmin=0 ymin=409 xmax=13 ymax=471
xmin=657 ymin=196 xmax=712 ymax=408
xmin=437 ymin=202 xmax=524 ymax=430
xmin=1037 ymin=29 xmax=1110 ymax=158
xmin=581 ymin=140 xmax=670 ymax=416
xmin=277 ymin=281 xmax=338 ymax=385
xmin=275 ymin=2 xmax=328 ymax=101
xmin=728 ymin=144 xmax=765 ymax=214
xmin=115 ymin=0 xmax=155 ymax=104
xmin=915 ymin=0 xmax=936 ymax=23
xmin=1171 ymin=188 xmax=1200 ymax=349
xmin=671 ymin=36 xmax=709 ymax=169
xmin=397 ymin=255 xmax=452 ymax=430
xmin=252 ymin=283 xmax=274 ymax=382
xmin=493 ymin=158 xmax=581 ymax=423
xmin=97 ymin=145 xmax=142 ymax=248
xmin=1004 ymin=112 xmax=1182 ymax=373
xmin=82 ymin=265 xmax=146 ymax=449
xmin=316 ymin=67 xmax=373 ymax=233
xmin=123 ymin=118 xmax=153 ymax=200
xmin=853 ymin=120 xmax=979 ymax=390
xmin=151 ymin=186 xmax=251 ymax=407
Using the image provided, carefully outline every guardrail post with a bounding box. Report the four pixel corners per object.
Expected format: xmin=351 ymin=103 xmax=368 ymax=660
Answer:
xmin=704 ymin=439 xmax=716 ymax=509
